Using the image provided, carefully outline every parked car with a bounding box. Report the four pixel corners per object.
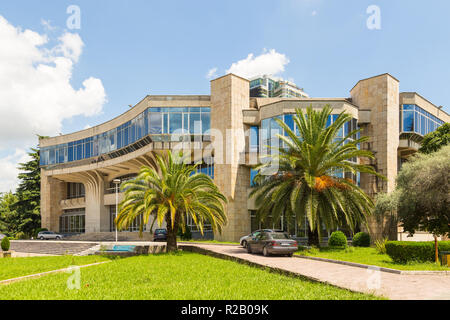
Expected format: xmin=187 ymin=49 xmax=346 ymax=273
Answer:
xmin=0 ymin=233 xmax=6 ymax=240
xmin=153 ymin=228 xmax=167 ymax=241
xmin=246 ymin=231 xmax=298 ymax=257
xmin=239 ymin=229 xmax=282 ymax=248
xmin=37 ymin=231 xmax=63 ymax=240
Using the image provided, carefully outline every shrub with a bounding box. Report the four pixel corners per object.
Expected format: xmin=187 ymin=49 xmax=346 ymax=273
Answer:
xmin=352 ymin=232 xmax=371 ymax=247
xmin=374 ymin=238 xmax=388 ymax=254
xmin=15 ymin=232 xmax=28 ymax=240
xmin=1 ymin=237 xmax=10 ymax=251
xmin=328 ymin=231 xmax=348 ymax=248
xmin=385 ymin=241 xmax=450 ymax=263
xmin=177 ymin=225 xmax=192 ymax=241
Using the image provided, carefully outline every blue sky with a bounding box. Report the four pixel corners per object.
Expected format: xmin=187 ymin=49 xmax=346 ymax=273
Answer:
xmin=0 ymin=0 xmax=449 ymax=191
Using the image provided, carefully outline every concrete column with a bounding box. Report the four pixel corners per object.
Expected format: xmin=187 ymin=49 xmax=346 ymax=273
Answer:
xmin=40 ymin=171 xmax=65 ymax=231
xmin=211 ymin=74 xmax=251 ymax=242
xmin=350 ymin=74 xmax=400 ymax=240
xmin=83 ymin=171 xmax=109 ymax=233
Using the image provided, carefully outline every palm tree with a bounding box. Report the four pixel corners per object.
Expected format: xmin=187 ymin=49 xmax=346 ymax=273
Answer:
xmin=116 ymin=151 xmax=227 ymax=252
xmin=250 ymin=105 xmax=383 ymax=246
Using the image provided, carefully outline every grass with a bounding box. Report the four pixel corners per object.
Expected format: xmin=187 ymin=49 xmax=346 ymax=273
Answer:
xmin=0 ymin=252 xmax=381 ymax=300
xmin=0 ymin=255 xmax=110 ymax=281
xmin=295 ymin=246 xmax=449 ymax=271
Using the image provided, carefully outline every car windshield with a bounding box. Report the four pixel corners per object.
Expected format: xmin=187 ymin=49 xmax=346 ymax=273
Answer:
xmin=155 ymin=229 xmax=166 ymax=234
xmin=270 ymin=233 xmax=290 ymax=240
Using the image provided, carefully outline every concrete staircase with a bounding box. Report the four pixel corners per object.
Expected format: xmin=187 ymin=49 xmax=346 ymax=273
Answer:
xmin=10 ymin=241 xmax=99 ymax=256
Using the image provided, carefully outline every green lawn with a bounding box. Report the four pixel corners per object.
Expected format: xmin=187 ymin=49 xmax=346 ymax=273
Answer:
xmin=295 ymin=247 xmax=449 ymax=271
xmin=0 ymin=252 xmax=381 ymax=300
xmin=0 ymin=255 xmax=110 ymax=281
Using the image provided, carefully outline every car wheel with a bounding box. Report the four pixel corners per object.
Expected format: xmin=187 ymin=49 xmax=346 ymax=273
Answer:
xmin=247 ymin=244 xmax=252 ymax=254
xmin=56 ymin=236 xmax=61 ymax=240
xmin=39 ymin=236 xmax=44 ymax=240
xmin=263 ymin=246 xmax=270 ymax=257
xmin=242 ymin=240 xmax=247 ymax=248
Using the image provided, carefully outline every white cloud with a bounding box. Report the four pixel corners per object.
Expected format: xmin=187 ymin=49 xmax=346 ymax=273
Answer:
xmin=206 ymin=67 xmax=218 ymax=79
xmin=225 ymin=49 xmax=290 ymax=79
xmin=0 ymin=149 xmax=31 ymax=193
xmin=0 ymin=15 xmax=106 ymax=192
xmin=311 ymin=10 xmax=317 ymax=16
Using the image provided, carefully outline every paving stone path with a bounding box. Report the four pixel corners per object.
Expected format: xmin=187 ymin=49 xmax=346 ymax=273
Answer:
xmin=185 ymin=244 xmax=450 ymax=300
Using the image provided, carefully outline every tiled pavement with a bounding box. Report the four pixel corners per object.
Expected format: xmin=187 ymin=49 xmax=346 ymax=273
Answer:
xmin=183 ymin=244 xmax=450 ymax=300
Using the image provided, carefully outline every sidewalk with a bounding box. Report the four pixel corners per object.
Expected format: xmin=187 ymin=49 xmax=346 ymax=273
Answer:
xmin=184 ymin=244 xmax=450 ymax=300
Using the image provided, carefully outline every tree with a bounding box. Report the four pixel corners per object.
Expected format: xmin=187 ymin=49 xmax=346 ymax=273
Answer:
xmin=394 ymin=145 xmax=450 ymax=262
xmin=0 ymin=192 xmax=19 ymax=236
xmin=419 ymin=122 xmax=450 ymax=154
xmin=116 ymin=151 xmax=227 ymax=252
xmin=250 ymin=106 xmax=382 ymax=246
xmin=13 ymin=147 xmax=41 ymax=236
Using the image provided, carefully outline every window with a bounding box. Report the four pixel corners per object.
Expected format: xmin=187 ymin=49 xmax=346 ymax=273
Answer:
xmin=59 ymin=208 xmax=85 ymax=233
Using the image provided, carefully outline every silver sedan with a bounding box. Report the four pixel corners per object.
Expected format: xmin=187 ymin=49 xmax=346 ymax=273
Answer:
xmin=37 ymin=231 xmax=64 ymax=240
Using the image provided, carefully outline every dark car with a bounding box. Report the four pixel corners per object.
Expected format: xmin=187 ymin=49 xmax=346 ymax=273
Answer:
xmin=153 ymin=228 xmax=167 ymax=241
xmin=239 ymin=229 xmax=282 ymax=248
xmin=247 ymin=231 xmax=298 ymax=257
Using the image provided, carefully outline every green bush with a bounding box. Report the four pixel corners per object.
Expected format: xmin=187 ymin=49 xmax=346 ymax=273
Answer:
xmin=1 ymin=237 xmax=10 ymax=251
xmin=374 ymin=238 xmax=388 ymax=254
xmin=385 ymin=241 xmax=450 ymax=263
xmin=328 ymin=231 xmax=348 ymax=248
xmin=352 ymin=232 xmax=371 ymax=247
xmin=15 ymin=232 xmax=28 ymax=240
xmin=177 ymin=225 xmax=192 ymax=241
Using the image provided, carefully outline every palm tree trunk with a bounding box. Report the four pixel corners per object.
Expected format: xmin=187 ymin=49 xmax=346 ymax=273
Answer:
xmin=166 ymin=214 xmax=180 ymax=252
xmin=434 ymin=235 xmax=439 ymax=264
xmin=308 ymin=228 xmax=320 ymax=247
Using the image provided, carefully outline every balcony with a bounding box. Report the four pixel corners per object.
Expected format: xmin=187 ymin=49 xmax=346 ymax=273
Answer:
xmin=60 ymin=197 xmax=85 ymax=209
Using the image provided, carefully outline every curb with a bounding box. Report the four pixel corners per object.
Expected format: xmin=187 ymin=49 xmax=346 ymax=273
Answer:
xmin=0 ymin=261 xmax=111 ymax=285
xmin=294 ymin=255 xmax=450 ymax=275
xmin=178 ymin=242 xmax=240 ymax=247
xmin=179 ymin=245 xmax=377 ymax=297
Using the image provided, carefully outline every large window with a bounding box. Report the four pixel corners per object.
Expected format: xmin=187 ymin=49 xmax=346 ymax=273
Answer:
xmin=400 ymin=104 xmax=444 ymax=136
xmin=110 ymin=205 xmax=146 ymax=232
xmin=60 ymin=209 xmax=85 ymax=233
xmin=40 ymin=107 xmax=211 ymax=166
xmin=67 ymin=183 xmax=85 ymax=199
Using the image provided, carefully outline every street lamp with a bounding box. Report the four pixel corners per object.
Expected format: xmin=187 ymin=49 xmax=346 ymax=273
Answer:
xmin=113 ymin=178 xmax=121 ymax=243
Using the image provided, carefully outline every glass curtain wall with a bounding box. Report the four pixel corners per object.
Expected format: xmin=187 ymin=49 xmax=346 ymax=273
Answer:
xmin=400 ymin=104 xmax=444 ymax=136
xmin=40 ymin=107 xmax=211 ymax=166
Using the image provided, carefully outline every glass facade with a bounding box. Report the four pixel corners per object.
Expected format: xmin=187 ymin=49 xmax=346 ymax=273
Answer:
xmin=110 ymin=205 xmax=146 ymax=233
xmin=260 ymin=114 xmax=359 ymax=154
xmin=255 ymin=114 xmax=360 ymax=186
xmin=400 ymin=104 xmax=444 ymax=136
xmin=59 ymin=208 xmax=85 ymax=233
xmin=40 ymin=107 xmax=211 ymax=166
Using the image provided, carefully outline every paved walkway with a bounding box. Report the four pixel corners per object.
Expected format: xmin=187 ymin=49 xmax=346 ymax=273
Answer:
xmin=185 ymin=244 xmax=450 ymax=300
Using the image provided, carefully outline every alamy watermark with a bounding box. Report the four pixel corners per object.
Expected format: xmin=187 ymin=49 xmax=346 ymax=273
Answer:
xmin=66 ymin=265 xmax=81 ymax=290
xmin=366 ymin=5 xmax=381 ymax=30
xmin=66 ymin=5 xmax=81 ymax=30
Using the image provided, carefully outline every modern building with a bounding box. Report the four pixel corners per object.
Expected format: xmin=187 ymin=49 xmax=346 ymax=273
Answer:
xmin=249 ymin=75 xmax=309 ymax=98
xmin=39 ymin=73 xmax=449 ymax=242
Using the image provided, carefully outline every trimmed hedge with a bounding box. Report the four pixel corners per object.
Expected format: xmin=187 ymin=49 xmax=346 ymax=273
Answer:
xmin=385 ymin=241 xmax=450 ymax=263
xmin=1 ymin=237 xmax=10 ymax=251
xmin=352 ymin=232 xmax=371 ymax=247
xmin=328 ymin=231 xmax=348 ymax=248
